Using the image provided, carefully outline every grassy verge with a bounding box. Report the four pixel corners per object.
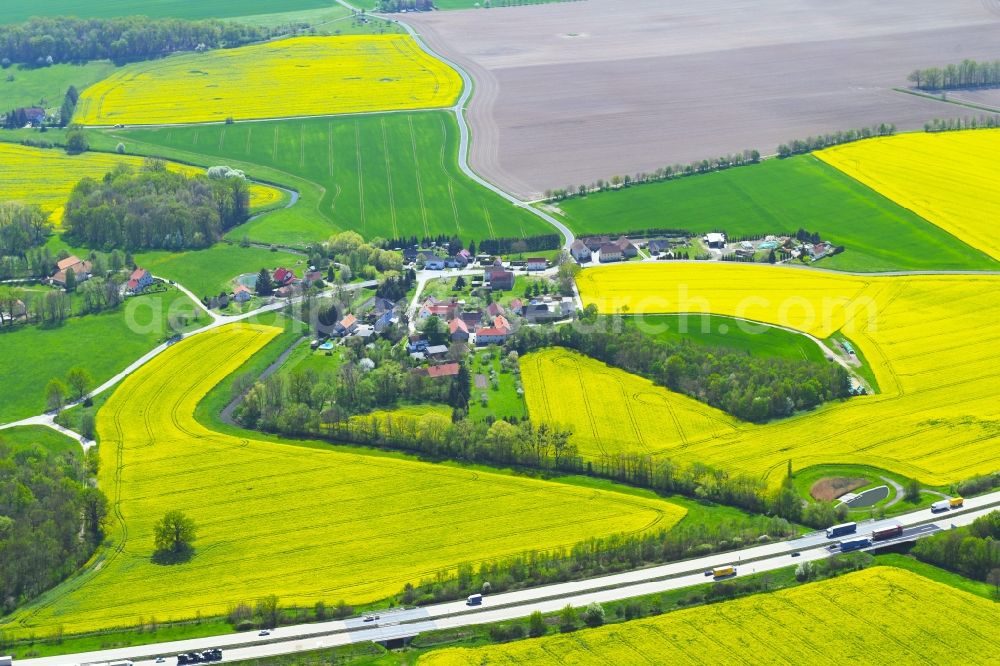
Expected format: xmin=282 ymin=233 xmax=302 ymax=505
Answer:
xmin=826 ymin=331 xmax=880 ymax=393
xmin=0 ymin=425 xmax=80 ymax=458
xmin=637 ymin=313 xmax=827 ymax=363
xmin=4 ymin=619 xmax=232 ymax=660
xmin=0 ymin=61 xmax=118 ymax=110
xmin=874 ymin=553 xmax=998 ymax=600
xmin=0 ymin=286 xmax=204 ymax=423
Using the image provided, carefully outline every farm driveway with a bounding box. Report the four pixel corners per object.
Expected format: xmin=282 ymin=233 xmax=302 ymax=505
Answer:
xmin=407 ymin=0 xmax=1000 ymax=199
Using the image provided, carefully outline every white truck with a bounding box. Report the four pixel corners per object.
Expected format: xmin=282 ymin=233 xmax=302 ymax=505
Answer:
xmin=1 ymin=655 xmax=13 ymax=666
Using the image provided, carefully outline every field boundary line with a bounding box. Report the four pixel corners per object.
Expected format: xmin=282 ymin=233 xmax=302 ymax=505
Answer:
xmin=355 ymin=121 xmax=366 ymax=235
xmin=380 ymin=117 xmax=400 ymax=238
xmin=408 ymin=114 xmax=431 ymax=238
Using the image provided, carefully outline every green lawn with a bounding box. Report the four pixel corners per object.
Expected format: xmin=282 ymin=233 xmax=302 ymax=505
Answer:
xmin=0 ymin=287 xmax=204 ymax=424
xmin=790 ymin=463 xmax=950 ymax=518
xmin=115 ymin=113 xmax=552 ymax=246
xmin=0 ymin=0 xmax=333 ymax=23
xmin=133 ymin=243 xmax=306 ymax=300
xmin=469 ymin=350 xmax=525 ymax=422
xmin=555 ymin=156 xmax=999 ymax=273
xmin=874 ymin=554 xmax=998 ymax=600
xmin=636 ymin=314 xmax=828 ymax=364
xmin=0 ymin=61 xmax=118 ymax=112
xmin=0 ymin=425 xmax=80 ymax=458
xmin=279 ymin=340 xmax=346 ymax=378
xmin=42 ymin=235 xmax=303 ymax=302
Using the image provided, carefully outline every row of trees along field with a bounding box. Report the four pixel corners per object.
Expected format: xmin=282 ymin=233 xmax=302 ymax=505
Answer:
xmin=924 ymin=115 xmax=1000 ymax=133
xmin=912 ymin=511 xmax=1000 ymax=583
xmin=776 ymin=124 xmax=896 ymax=158
xmin=908 ymin=59 xmax=1000 ymax=90
xmin=512 ymin=314 xmax=851 ymax=422
xmin=544 ymin=150 xmax=761 ymax=202
xmin=0 ymin=17 xmax=269 ymax=67
xmin=63 ymin=160 xmax=250 ymax=251
xmin=234 ymin=349 xmax=853 ymax=530
xmin=380 ymin=233 xmax=561 ymax=256
xmin=0 ymin=439 xmax=107 ymax=615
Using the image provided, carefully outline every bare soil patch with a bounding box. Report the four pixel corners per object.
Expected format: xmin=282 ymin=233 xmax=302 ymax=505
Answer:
xmin=811 ymin=476 xmax=870 ymax=502
xmin=408 ymin=0 xmax=1000 ymax=199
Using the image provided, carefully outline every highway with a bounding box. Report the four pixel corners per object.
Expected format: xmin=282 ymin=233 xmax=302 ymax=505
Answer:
xmin=17 ymin=491 xmax=1000 ymax=666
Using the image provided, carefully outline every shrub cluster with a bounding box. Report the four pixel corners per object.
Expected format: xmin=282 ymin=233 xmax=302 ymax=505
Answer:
xmin=0 ymin=438 xmax=108 ymax=614
xmin=63 ymin=160 xmax=250 ymax=250
xmin=0 ymin=16 xmax=269 ymax=67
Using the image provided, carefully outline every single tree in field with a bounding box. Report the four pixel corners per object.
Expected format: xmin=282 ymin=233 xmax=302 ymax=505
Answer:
xmin=82 ymin=486 xmax=108 ymax=541
xmin=256 ymin=268 xmax=273 ymax=296
xmin=65 ymin=129 xmax=89 ymax=154
xmin=79 ymin=409 xmax=96 ymax=439
xmin=45 ymin=378 xmax=67 ymax=411
xmin=987 ymin=568 xmax=1000 ymax=600
xmin=528 ymin=610 xmax=546 ymax=637
xmin=153 ymin=510 xmax=197 ymax=557
xmin=66 ymin=366 xmax=93 ymax=400
xmin=904 ymin=478 xmax=921 ymax=503
xmin=582 ymin=602 xmax=605 ymax=627
xmin=64 ymin=266 xmax=76 ymax=292
xmin=558 ymin=604 xmax=578 ymax=633
xmin=256 ymin=594 xmax=281 ymax=628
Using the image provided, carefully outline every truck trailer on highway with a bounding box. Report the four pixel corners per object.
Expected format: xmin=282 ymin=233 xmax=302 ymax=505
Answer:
xmin=466 ymin=593 xmax=483 ymax=606
xmin=872 ymin=522 xmax=903 ymax=540
xmin=838 ymin=537 xmax=872 ymax=552
xmin=712 ymin=566 xmax=736 ymax=579
xmin=1 ymin=655 xmax=12 ymax=666
xmin=826 ymin=522 xmax=857 ymax=539
xmin=932 ymin=497 xmax=964 ymax=512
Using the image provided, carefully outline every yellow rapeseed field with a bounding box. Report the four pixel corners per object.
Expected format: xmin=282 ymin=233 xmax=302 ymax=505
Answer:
xmin=74 ymin=36 xmax=462 ymax=125
xmin=816 ymin=130 xmax=1000 ymax=261
xmin=0 ymin=143 xmax=280 ymax=225
xmin=521 ymin=349 xmax=740 ymax=458
xmin=0 ymin=324 xmax=683 ymax=638
xmin=559 ymin=263 xmax=1000 ymax=485
xmin=419 ymin=567 xmax=1000 ymax=665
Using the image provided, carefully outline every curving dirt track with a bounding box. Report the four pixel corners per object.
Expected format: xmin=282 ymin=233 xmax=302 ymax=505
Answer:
xmin=407 ymin=0 xmax=1000 ymax=200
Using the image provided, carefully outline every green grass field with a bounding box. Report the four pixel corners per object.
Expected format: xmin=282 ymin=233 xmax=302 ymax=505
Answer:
xmin=0 ymin=0 xmax=332 ymax=23
xmin=0 ymin=287 xmax=204 ymax=424
xmin=116 ymin=113 xmax=552 ymax=246
xmin=555 ymin=156 xmax=999 ymax=272
xmin=133 ymin=244 xmax=306 ymax=299
xmin=1 ymin=62 xmax=118 ymax=111
xmin=43 ymin=235 xmax=303 ymax=302
xmin=636 ymin=314 xmax=828 ymax=363
xmin=468 ymin=350 xmax=526 ymax=422
xmin=0 ymin=425 xmax=80 ymax=458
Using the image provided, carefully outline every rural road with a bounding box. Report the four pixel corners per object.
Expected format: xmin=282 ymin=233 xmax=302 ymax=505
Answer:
xmin=17 ymin=491 xmax=1000 ymax=666
xmin=335 ymin=0 xmax=576 ymax=251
